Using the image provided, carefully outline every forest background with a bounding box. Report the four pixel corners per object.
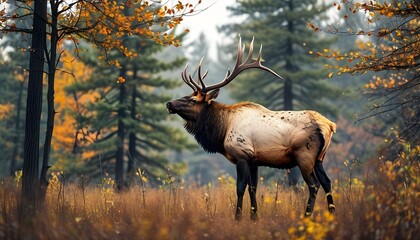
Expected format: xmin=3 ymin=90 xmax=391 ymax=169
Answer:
xmin=0 ymin=0 xmax=418 ymax=239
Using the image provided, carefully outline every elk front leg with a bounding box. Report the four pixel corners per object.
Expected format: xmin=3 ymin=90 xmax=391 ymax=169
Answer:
xmin=235 ymin=159 xmax=250 ymax=220
xmin=248 ymin=165 xmax=258 ymax=220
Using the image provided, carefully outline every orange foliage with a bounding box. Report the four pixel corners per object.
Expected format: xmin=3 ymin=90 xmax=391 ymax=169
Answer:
xmin=312 ymin=1 xmax=419 ymax=149
xmin=66 ymin=0 xmax=199 ymax=61
xmin=52 ymin=51 xmax=97 ymax=167
xmin=0 ymin=103 xmax=14 ymax=120
xmin=1 ymin=1 xmax=201 ymax=65
xmin=309 ymin=0 xmax=419 ymax=84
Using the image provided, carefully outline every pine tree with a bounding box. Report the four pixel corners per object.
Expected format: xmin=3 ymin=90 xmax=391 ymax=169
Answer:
xmin=222 ymin=0 xmax=340 ymax=186
xmin=72 ymin=37 xmax=192 ymax=188
xmin=1 ymin=0 xmax=199 ymax=203
xmin=46 ymin=50 xmax=96 ymax=174
xmin=0 ymin=33 xmax=29 ymax=177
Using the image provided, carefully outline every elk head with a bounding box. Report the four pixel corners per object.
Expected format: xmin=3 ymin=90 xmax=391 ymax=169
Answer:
xmin=166 ymin=37 xmax=283 ymax=121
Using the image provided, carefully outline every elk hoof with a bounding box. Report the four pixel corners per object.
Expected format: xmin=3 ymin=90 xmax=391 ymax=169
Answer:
xmin=328 ymin=204 xmax=336 ymax=214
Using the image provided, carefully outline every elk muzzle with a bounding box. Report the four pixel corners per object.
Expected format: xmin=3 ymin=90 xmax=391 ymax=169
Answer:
xmin=166 ymin=101 xmax=176 ymax=114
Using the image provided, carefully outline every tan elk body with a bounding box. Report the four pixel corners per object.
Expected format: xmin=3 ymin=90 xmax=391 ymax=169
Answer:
xmin=221 ymin=103 xmax=335 ymax=167
xmin=167 ymin=38 xmax=336 ymax=220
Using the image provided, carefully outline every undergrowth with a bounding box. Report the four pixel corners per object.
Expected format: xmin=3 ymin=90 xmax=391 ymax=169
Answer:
xmin=0 ymin=159 xmax=418 ymax=240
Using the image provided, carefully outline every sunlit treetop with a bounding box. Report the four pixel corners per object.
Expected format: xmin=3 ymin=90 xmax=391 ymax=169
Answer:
xmin=0 ymin=0 xmax=201 ymax=63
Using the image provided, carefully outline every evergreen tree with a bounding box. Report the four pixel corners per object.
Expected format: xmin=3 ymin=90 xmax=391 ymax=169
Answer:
xmin=0 ymin=31 xmax=30 ymax=177
xmin=222 ymin=0 xmax=340 ymax=186
xmin=1 ymin=0 xmax=199 ymax=203
xmin=72 ymin=38 xmax=192 ymax=188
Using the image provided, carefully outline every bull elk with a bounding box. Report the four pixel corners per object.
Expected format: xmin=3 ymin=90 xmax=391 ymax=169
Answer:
xmin=166 ymin=37 xmax=336 ymax=220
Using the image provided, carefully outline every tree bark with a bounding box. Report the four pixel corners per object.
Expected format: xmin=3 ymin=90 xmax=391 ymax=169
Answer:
xmin=22 ymin=0 xmax=47 ymax=207
xmin=115 ymin=69 xmax=127 ymax=190
xmin=40 ymin=0 xmax=59 ymax=201
xmin=127 ymin=63 xmax=139 ymax=186
xmin=10 ymin=80 xmax=24 ymax=176
xmin=127 ymin=86 xmax=137 ymax=180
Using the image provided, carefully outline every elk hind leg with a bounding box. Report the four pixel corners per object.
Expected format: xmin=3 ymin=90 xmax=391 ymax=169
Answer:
xmin=299 ymin=166 xmax=320 ymax=217
xmin=314 ymin=160 xmax=335 ymax=213
xmin=235 ymin=159 xmax=250 ymax=220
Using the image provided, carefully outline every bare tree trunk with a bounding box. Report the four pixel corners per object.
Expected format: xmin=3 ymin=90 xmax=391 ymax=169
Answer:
xmin=22 ymin=0 xmax=47 ymax=208
xmin=127 ymin=131 xmax=136 ymax=184
xmin=10 ymin=80 xmax=24 ymax=176
xmin=115 ymin=69 xmax=127 ymax=190
xmin=127 ymin=86 xmax=137 ymax=184
xmin=40 ymin=0 xmax=59 ymax=201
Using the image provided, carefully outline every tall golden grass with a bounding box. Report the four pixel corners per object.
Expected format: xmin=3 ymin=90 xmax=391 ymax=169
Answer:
xmin=0 ymin=159 xmax=418 ymax=240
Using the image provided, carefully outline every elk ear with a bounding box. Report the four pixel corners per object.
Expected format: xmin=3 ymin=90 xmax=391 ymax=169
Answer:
xmin=206 ymin=89 xmax=220 ymax=104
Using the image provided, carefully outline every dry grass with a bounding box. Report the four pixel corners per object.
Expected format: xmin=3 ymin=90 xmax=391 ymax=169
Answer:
xmin=0 ymin=160 xmax=418 ymax=240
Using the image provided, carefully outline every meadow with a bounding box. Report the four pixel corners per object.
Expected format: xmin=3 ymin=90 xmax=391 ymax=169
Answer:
xmin=0 ymin=159 xmax=418 ymax=240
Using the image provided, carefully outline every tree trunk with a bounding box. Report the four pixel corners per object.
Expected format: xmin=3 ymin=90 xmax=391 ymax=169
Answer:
xmin=115 ymin=70 xmax=127 ymax=190
xmin=10 ymin=80 xmax=24 ymax=176
xmin=40 ymin=1 xmax=59 ymax=201
xmin=283 ymin=78 xmax=293 ymax=111
xmin=127 ymin=131 xmax=136 ymax=185
xmin=22 ymin=0 xmax=47 ymax=208
xmin=285 ymin=0 xmax=300 ymax=187
xmin=127 ymin=86 xmax=137 ymax=181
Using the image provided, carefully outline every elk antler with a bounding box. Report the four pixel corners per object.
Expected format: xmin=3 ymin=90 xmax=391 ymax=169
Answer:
xmin=181 ymin=37 xmax=283 ymax=93
xmin=181 ymin=57 xmax=209 ymax=93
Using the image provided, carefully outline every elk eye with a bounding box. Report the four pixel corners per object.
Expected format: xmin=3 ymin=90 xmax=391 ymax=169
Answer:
xmin=188 ymin=98 xmax=197 ymax=103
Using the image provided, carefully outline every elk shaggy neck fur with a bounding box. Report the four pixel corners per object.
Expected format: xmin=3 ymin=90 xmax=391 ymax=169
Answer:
xmin=184 ymin=102 xmax=230 ymax=154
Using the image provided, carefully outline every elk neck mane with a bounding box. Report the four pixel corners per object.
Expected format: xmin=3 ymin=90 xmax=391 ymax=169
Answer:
xmin=184 ymin=101 xmax=245 ymax=154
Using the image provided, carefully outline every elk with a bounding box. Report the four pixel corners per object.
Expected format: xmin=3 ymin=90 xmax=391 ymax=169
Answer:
xmin=166 ymin=37 xmax=336 ymax=220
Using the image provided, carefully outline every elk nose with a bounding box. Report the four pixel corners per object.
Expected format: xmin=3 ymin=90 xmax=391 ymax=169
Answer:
xmin=166 ymin=102 xmax=175 ymax=114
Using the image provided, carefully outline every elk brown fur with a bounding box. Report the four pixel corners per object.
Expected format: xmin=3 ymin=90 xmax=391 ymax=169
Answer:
xmin=167 ymin=37 xmax=336 ymax=220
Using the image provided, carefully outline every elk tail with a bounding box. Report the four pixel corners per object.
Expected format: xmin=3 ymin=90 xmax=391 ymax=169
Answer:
xmin=317 ymin=119 xmax=336 ymax=161
xmin=312 ymin=112 xmax=336 ymax=161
